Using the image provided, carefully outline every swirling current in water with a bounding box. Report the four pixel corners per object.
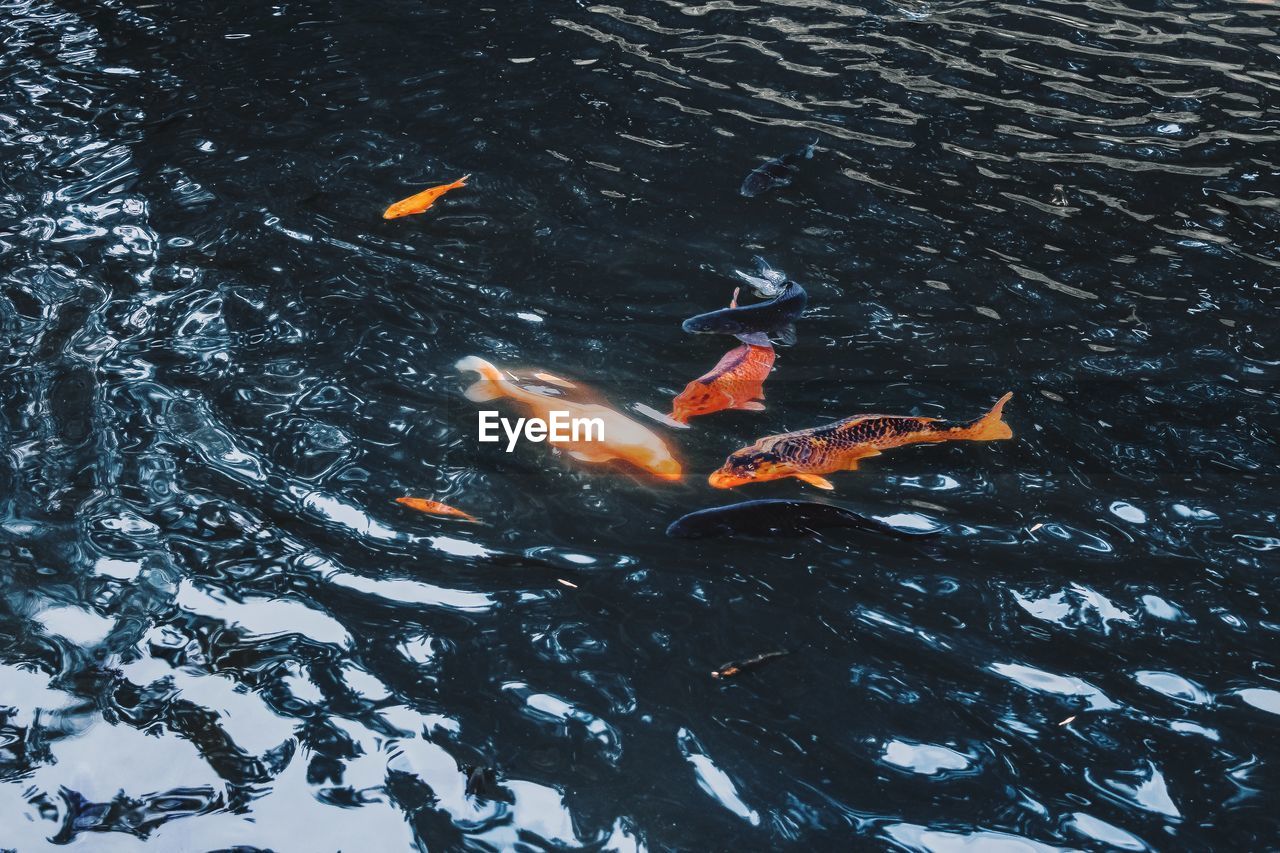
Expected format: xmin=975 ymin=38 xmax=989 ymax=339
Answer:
xmin=1 ymin=0 xmax=1278 ymax=849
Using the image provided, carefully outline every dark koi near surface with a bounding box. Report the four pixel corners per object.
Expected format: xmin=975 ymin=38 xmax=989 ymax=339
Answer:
xmin=709 ymin=393 xmax=1014 ymax=490
xmin=681 ymin=274 xmax=807 ymax=345
xmin=665 ymin=499 xmax=944 ymax=539
xmin=740 ymin=139 xmax=818 ymax=197
xmin=670 ymin=343 xmax=774 ymax=424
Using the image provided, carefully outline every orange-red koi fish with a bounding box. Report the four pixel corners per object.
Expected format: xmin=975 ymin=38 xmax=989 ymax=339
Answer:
xmin=709 ymin=393 xmax=1013 ymax=490
xmin=382 ymin=174 xmax=470 ymax=219
xmin=670 ymin=343 xmax=775 ymax=424
xmin=457 ymin=356 xmax=682 ymax=481
xmin=396 ymin=497 xmax=480 ymax=522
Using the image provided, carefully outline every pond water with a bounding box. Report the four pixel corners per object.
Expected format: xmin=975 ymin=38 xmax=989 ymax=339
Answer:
xmin=1 ymin=0 xmax=1278 ymax=849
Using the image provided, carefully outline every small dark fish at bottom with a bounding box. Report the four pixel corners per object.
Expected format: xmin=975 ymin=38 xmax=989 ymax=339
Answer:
xmin=463 ymin=765 xmax=498 ymax=799
xmin=665 ymin=499 xmax=944 ymax=539
xmin=712 ymin=650 xmax=790 ymax=679
xmin=740 ymin=139 xmax=818 ymax=197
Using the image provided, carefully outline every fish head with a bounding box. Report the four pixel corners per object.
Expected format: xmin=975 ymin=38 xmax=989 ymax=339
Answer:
xmin=708 ymin=446 xmax=792 ymax=488
xmin=619 ymin=433 xmax=683 ymax=481
xmin=670 ymin=382 xmax=726 ymax=423
xmin=681 ymin=315 xmax=720 ymax=334
xmin=647 ymin=454 xmax=683 ymax=481
xmin=645 ymin=448 xmax=686 ymax=473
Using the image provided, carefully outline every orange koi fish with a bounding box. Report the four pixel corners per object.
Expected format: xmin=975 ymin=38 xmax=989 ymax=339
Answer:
xmin=382 ymin=174 xmax=470 ymax=219
xmin=670 ymin=343 xmax=775 ymax=424
xmin=396 ymin=497 xmax=480 ymax=522
xmin=457 ymin=356 xmax=682 ymax=481
xmin=709 ymin=393 xmax=1013 ymax=490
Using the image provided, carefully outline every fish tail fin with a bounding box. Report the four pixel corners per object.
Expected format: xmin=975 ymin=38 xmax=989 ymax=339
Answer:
xmin=456 ymin=355 xmax=506 ymax=402
xmin=968 ymin=392 xmax=1013 ymax=440
xmin=806 ymin=138 xmax=818 ymax=158
xmin=453 ymin=174 xmax=471 ymax=188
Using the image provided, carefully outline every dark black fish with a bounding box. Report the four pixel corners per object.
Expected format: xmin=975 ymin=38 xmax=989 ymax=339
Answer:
xmin=462 ymin=765 xmax=498 ymax=798
xmin=712 ymin=650 xmax=790 ymax=679
xmin=740 ymin=139 xmax=818 ymax=197
xmin=665 ymin=499 xmax=945 ymax=539
xmin=681 ymin=260 xmax=807 ymax=345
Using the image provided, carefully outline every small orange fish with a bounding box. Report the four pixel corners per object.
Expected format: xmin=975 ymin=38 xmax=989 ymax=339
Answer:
xmin=709 ymin=393 xmax=1013 ymax=490
xmin=382 ymin=174 xmax=470 ymax=219
xmin=670 ymin=343 xmax=775 ymax=424
xmin=396 ymin=497 xmax=480 ymax=522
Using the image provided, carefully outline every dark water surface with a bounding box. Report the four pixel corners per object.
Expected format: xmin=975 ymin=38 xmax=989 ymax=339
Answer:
xmin=2 ymin=0 xmax=1279 ymax=849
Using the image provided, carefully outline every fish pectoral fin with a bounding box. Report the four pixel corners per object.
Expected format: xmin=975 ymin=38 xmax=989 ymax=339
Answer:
xmin=796 ymin=474 xmax=835 ymax=490
xmin=773 ymin=324 xmax=798 ymax=346
xmin=736 ymin=401 xmax=766 ymax=412
xmin=734 ymin=332 xmax=772 ymax=346
xmin=567 ymin=448 xmax=615 ymax=463
xmin=839 ymin=450 xmax=878 ymax=472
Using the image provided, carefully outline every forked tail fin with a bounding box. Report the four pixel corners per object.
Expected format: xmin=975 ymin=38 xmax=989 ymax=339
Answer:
xmin=968 ymin=392 xmax=1013 ymax=440
xmin=456 ymin=355 xmax=506 ymax=402
xmin=453 ymin=173 xmax=471 ymax=188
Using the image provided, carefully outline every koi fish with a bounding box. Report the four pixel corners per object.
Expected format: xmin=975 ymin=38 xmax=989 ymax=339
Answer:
xmin=670 ymin=343 xmax=774 ymax=424
xmin=665 ymin=499 xmax=943 ymax=539
xmin=456 ymin=356 xmax=682 ymax=481
xmin=396 ymin=497 xmax=480 ymax=522
xmin=682 ymin=258 xmax=807 ymax=346
xmin=382 ymin=174 xmax=470 ymax=219
xmin=709 ymin=393 xmax=1014 ymax=490
xmin=740 ymin=139 xmax=817 ymax=197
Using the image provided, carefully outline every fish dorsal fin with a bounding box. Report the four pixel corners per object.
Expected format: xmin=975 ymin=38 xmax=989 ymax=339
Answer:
xmin=753 ymin=434 xmax=789 ymax=453
xmin=734 ymin=270 xmax=771 ymax=293
xmin=838 ymin=413 xmax=934 ymax=426
xmin=832 ymin=414 xmax=878 ymax=430
xmin=796 ymin=474 xmax=835 ymax=490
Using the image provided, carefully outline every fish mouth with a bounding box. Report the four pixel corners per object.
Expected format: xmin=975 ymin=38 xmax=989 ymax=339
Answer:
xmin=707 ymin=469 xmax=746 ymax=489
xmin=651 ymin=459 xmax=683 ymax=481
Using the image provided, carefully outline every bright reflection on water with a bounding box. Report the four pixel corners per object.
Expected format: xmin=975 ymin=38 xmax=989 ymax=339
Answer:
xmin=1 ymin=0 xmax=1279 ymax=848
